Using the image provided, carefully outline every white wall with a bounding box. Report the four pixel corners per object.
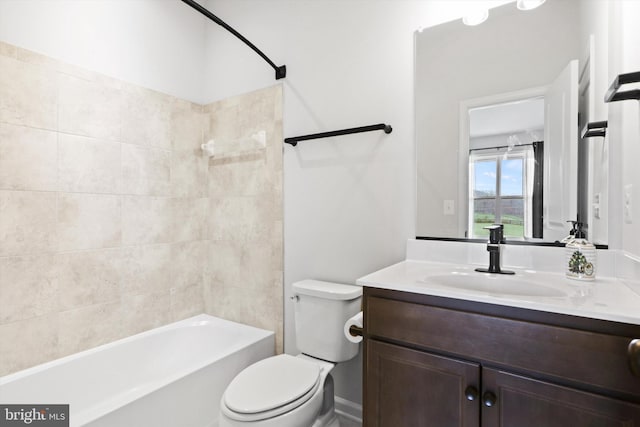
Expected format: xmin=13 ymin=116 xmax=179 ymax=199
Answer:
xmin=0 ymin=0 xmax=207 ymax=103
xmin=201 ymin=0 xmax=513 ymax=406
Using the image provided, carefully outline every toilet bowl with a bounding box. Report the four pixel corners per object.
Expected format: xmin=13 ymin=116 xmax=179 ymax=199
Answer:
xmin=219 ymin=280 xmax=362 ymax=427
xmin=219 ymin=354 xmax=338 ymax=427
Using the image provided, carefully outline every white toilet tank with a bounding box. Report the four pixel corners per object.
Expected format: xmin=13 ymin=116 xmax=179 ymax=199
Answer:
xmin=292 ymin=280 xmax=362 ymax=362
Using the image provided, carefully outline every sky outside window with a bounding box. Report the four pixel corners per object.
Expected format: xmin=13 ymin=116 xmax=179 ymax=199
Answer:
xmin=473 ymin=160 xmax=496 ymax=197
xmin=500 ymin=158 xmax=524 ymax=196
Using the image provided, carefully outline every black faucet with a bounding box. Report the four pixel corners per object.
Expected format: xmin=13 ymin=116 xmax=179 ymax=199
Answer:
xmin=475 ymin=224 xmax=514 ymax=275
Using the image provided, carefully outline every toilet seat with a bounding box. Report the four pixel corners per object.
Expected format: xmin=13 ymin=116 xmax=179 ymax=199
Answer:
xmin=222 ymin=354 xmax=321 ymax=422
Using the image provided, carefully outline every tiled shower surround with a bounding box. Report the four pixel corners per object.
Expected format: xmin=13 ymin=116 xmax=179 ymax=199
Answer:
xmin=0 ymin=41 xmax=283 ymax=376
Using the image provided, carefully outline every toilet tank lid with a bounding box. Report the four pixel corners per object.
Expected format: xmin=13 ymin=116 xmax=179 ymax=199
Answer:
xmin=292 ymin=280 xmax=362 ymax=300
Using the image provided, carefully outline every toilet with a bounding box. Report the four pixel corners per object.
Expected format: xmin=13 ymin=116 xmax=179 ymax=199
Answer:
xmin=219 ymin=280 xmax=362 ymax=427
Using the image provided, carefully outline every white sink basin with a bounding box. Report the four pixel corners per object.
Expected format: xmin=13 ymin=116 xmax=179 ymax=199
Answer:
xmin=423 ymin=273 xmax=568 ymax=298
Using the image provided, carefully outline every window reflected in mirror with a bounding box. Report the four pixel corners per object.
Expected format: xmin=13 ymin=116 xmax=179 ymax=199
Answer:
xmin=467 ymin=98 xmax=544 ymax=240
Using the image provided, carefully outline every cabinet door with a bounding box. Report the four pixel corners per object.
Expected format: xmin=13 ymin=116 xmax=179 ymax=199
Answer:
xmin=482 ymin=367 xmax=640 ymax=427
xmin=365 ymin=339 xmax=480 ymax=427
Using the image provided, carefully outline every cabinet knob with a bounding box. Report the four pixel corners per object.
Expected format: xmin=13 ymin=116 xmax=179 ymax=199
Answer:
xmin=482 ymin=391 xmax=497 ymax=407
xmin=464 ymin=386 xmax=479 ymax=401
xmin=630 ymin=339 xmax=640 ymax=377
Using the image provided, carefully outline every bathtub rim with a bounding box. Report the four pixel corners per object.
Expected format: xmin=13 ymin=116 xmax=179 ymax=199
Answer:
xmin=0 ymin=314 xmax=273 ymax=387
xmin=0 ymin=314 xmax=275 ymax=426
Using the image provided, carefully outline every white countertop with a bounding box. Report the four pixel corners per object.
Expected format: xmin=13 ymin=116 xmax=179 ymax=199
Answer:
xmin=356 ymin=259 xmax=640 ymax=325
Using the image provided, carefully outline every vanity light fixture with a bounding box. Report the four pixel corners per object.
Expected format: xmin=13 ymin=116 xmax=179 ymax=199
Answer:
xmin=516 ymin=0 xmax=547 ymax=11
xmin=462 ymin=9 xmax=489 ymax=26
xmin=460 ymin=0 xmax=546 ymax=28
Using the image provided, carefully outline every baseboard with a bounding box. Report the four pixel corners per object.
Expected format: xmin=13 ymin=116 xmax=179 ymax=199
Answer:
xmin=334 ymin=396 xmax=362 ymax=423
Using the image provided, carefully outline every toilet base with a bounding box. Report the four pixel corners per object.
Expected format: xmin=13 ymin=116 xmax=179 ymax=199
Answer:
xmin=311 ymin=372 xmax=339 ymax=427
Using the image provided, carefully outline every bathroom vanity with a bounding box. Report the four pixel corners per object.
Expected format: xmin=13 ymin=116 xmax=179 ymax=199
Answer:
xmin=358 ymin=258 xmax=640 ymax=427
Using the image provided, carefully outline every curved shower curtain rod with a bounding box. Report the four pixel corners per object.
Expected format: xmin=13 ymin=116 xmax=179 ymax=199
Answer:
xmin=180 ymin=0 xmax=286 ymax=80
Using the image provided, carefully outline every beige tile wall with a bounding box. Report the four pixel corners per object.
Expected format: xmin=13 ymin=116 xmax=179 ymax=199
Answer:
xmin=204 ymin=86 xmax=284 ymax=352
xmin=0 ymin=41 xmax=283 ymax=376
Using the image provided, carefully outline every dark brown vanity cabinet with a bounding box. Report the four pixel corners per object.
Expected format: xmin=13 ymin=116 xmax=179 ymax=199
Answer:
xmin=366 ymin=339 xmax=480 ymax=426
xmin=363 ymin=287 xmax=640 ymax=427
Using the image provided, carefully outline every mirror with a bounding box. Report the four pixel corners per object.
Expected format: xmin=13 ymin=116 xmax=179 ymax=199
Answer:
xmin=415 ymin=0 xmax=607 ymax=244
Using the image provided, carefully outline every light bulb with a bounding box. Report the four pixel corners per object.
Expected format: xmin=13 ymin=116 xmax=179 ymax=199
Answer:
xmin=517 ymin=0 xmax=546 ymax=11
xmin=462 ymin=9 xmax=489 ymax=26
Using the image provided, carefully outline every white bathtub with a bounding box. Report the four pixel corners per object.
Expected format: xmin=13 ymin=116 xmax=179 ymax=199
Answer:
xmin=0 ymin=314 xmax=274 ymax=427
